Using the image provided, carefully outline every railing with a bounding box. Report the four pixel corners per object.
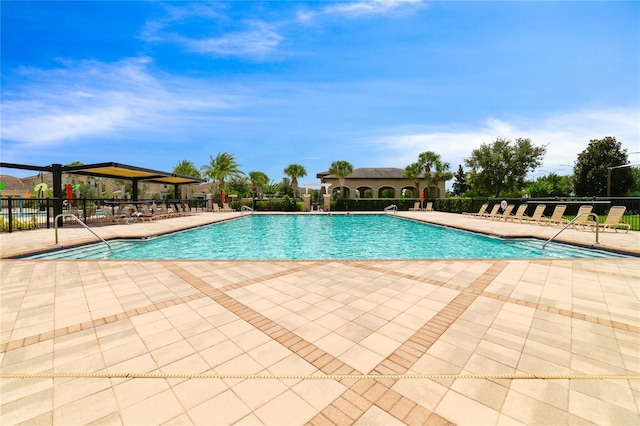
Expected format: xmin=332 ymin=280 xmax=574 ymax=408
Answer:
xmin=54 ymin=213 xmax=111 ymax=249
xmin=384 ymin=204 xmax=398 ymax=215
xmin=542 ymin=212 xmax=599 ymax=249
xmin=241 ymin=205 xmax=254 ymax=215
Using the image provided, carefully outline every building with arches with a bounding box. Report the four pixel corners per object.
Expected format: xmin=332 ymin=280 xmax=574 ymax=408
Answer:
xmin=316 ymin=167 xmax=445 ymax=199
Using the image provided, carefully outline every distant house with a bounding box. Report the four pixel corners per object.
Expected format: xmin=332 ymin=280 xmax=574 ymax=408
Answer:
xmin=0 ymin=175 xmax=30 ymax=197
xmin=316 ymin=167 xmax=445 ymax=199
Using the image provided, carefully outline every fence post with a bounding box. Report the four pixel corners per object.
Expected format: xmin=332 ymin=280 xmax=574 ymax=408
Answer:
xmin=7 ymin=196 xmax=13 ymax=233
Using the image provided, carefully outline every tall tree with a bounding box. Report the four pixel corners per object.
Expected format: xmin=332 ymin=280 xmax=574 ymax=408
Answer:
xmin=200 ymin=152 xmax=244 ymax=197
xmin=403 ymin=162 xmax=423 ymax=198
xmin=249 ymin=171 xmax=269 ymax=200
xmin=527 ymin=173 xmax=573 ymax=198
xmin=432 ymin=160 xmax=453 ymax=198
xmin=451 ymin=164 xmax=468 ymax=196
xmin=283 ymin=164 xmax=307 ymax=202
xmin=328 ymin=160 xmax=353 ymax=199
xmin=573 ymin=136 xmax=632 ymax=197
xmin=173 ymin=160 xmax=200 ymax=200
xmin=464 ymin=137 xmax=546 ymax=197
xmin=418 ymin=151 xmax=439 ymax=198
xmin=227 ymin=176 xmax=250 ymax=198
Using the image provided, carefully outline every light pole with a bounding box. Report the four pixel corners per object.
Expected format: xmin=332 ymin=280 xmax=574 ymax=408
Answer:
xmin=607 ymin=162 xmax=640 ymax=197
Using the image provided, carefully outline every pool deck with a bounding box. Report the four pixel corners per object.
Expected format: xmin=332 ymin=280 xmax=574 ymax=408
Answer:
xmin=1 ymin=211 xmax=639 ymax=425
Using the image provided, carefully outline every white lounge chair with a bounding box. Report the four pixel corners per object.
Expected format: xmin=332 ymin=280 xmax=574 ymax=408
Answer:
xmin=597 ymin=206 xmax=631 ymax=233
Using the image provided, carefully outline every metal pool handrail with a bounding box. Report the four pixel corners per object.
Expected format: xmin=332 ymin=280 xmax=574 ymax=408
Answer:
xmin=241 ymin=205 xmax=254 ymax=215
xmin=543 ymin=212 xmax=599 ymax=249
xmin=54 ymin=213 xmax=111 ymax=249
xmin=384 ymin=205 xmax=398 ymax=215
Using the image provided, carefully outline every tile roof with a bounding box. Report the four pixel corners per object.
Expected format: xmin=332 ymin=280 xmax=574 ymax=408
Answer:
xmin=0 ymin=175 xmax=29 ymax=191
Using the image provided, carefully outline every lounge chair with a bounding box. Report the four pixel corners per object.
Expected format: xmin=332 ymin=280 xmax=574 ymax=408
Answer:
xmin=597 ymin=206 xmax=631 ymax=233
xmin=424 ymin=202 xmax=433 ymax=212
xmin=490 ymin=204 xmax=514 ymax=220
xmin=463 ymin=203 xmax=488 ymax=217
xmin=171 ymin=203 xmax=185 ymax=216
xmin=524 ymin=204 xmax=547 ymax=224
xmin=571 ymin=205 xmax=596 ymax=230
xmin=481 ymin=204 xmax=501 ymax=219
xmin=182 ymin=203 xmax=195 ymax=215
xmin=212 ymin=204 xmax=221 ymax=213
xmin=103 ymin=206 xmax=136 ymax=224
xmin=409 ymin=201 xmax=422 ymax=211
xmin=504 ymin=204 xmax=528 ymax=222
xmin=537 ymin=205 xmax=567 ymax=226
xmin=222 ymin=203 xmax=235 ymax=212
xmin=135 ymin=205 xmax=158 ymax=221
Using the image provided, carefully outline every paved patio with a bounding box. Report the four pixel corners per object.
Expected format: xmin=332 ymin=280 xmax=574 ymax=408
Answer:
xmin=1 ymin=212 xmax=639 ymax=425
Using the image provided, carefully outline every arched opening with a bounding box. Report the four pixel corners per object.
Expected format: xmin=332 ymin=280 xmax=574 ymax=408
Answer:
xmin=378 ymin=186 xmax=396 ymax=198
xmin=355 ymin=186 xmax=373 ymax=198
xmin=401 ymin=187 xmax=415 ymax=198
xmin=332 ymin=186 xmax=351 ymax=199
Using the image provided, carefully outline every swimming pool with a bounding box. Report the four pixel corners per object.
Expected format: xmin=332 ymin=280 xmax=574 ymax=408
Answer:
xmin=26 ymin=214 xmax=628 ymax=260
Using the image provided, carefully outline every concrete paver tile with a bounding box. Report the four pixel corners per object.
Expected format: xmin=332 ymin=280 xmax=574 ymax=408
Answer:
xmin=120 ymin=388 xmax=184 ymax=425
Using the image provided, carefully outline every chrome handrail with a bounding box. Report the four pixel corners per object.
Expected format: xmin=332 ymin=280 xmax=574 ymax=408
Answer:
xmin=54 ymin=213 xmax=111 ymax=249
xmin=542 ymin=212 xmax=599 ymax=249
xmin=241 ymin=205 xmax=254 ymax=215
xmin=384 ymin=205 xmax=398 ymax=215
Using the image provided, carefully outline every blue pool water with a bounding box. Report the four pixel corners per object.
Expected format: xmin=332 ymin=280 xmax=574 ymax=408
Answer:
xmin=26 ymin=214 xmax=627 ymax=260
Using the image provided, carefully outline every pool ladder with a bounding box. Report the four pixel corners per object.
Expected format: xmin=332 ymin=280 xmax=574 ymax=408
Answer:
xmin=384 ymin=205 xmax=398 ymax=215
xmin=54 ymin=213 xmax=111 ymax=249
xmin=542 ymin=212 xmax=599 ymax=249
xmin=241 ymin=205 xmax=254 ymax=215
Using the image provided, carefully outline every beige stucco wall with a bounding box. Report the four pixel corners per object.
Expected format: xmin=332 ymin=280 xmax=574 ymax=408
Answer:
xmin=319 ymin=176 xmax=446 ymax=198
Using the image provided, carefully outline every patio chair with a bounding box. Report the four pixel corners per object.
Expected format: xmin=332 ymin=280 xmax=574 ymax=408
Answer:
xmin=222 ymin=202 xmax=236 ymax=212
xmin=491 ymin=204 xmax=515 ymax=220
xmin=504 ymin=204 xmax=528 ymax=222
xmin=597 ymin=206 xmax=631 ymax=233
xmin=409 ymin=201 xmax=422 ymax=211
xmin=481 ymin=204 xmax=501 ymax=219
xmin=136 ymin=205 xmax=158 ymax=221
xmin=463 ymin=203 xmax=488 ymax=217
xmin=524 ymin=204 xmax=547 ymax=224
xmin=212 ymin=204 xmax=221 ymax=213
xmin=172 ymin=203 xmax=189 ymax=217
xmin=537 ymin=205 xmax=567 ymax=226
xmin=570 ymin=205 xmax=596 ymax=230
xmin=182 ymin=203 xmax=195 ymax=215
xmin=424 ymin=202 xmax=433 ymax=212
xmin=103 ymin=206 xmax=135 ymax=224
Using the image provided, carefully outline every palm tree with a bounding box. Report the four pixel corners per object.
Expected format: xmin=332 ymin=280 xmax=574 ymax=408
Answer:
xmin=173 ymin=160 xmax=200 ymax=200
xmin=328 ymin=160 xmax=354 ymax=199
xmin=283 ymin=163 xmax=307 ymax=202
xmin=432 ymin=160 xmax=453 ymax=198
xmin=249 ymin=171 xmax=269 ymax=200
xmin=403 ymin=162 xmax=423 ymax=198
xmin=418 ymin=151 xmax=439 ymax=198
xmin=200 ymin=152 xmax=244 ymax=198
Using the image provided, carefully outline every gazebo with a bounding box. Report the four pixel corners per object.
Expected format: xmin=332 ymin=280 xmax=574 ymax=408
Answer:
xmin=0 ymin=162 xmax=205 ymax=225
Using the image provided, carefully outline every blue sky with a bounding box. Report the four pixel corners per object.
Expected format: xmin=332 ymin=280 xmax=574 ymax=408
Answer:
xmin=1 ymin=1 xmax=639 ymax=186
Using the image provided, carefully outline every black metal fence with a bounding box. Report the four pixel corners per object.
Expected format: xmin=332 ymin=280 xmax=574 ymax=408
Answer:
xmin=2 ymin=196 xmax=639 ymax=232
xmin=0 ymin=197 xmax=207 ymax=232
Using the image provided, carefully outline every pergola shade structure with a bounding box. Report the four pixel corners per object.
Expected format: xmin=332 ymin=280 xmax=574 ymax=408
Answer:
xmin=0 ymin=161 xmax=206 ymax=225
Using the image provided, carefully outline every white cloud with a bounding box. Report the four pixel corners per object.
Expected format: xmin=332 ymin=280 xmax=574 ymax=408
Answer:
xmin=0 ymin=58 xmax=240 ymax=145
xmin=363 ymin=107 xmax=640 ymax=175
xmin=299 ymin=0 xmax=423 ymax=22
xmin=141 ymin=4 xmax=283 ymax=59
xmin=181 ymin=23 xmax=283 ymax=57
